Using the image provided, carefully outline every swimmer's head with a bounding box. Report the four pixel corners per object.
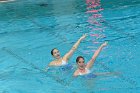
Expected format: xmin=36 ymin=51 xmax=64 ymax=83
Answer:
xmin=51 ymin=48 xmax=61 ymax=59
xmin=76 ymin=56 xmax=86 ymax=68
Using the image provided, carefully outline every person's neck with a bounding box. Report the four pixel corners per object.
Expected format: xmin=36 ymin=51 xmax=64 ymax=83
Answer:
xmin=55 ymin=57 xmax=62 ymax=61
xmin=78 ymin=67 xmax=85 ymax=72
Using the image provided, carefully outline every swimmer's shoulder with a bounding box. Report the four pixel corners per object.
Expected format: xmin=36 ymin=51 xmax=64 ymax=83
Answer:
xmin=48 ymin=61 xmax=57 ymax=66
xmin=73 ymin=70 xmax=79 ymax=77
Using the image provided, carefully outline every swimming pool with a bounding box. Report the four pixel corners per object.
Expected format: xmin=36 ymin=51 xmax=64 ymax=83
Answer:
xmin=0 ymin=0 xmax=140 ymax=93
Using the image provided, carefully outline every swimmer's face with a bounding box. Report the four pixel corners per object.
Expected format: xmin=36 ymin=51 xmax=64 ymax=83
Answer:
xmin=52 ymin=49 xmax=61 ymax=59
xmin=77 ymin=58 xmax=85 ymax=68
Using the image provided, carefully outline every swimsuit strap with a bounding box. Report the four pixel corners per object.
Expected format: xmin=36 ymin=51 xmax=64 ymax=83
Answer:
xmin=61 ymin=60 xmax=67 ymax=65
xmin=78 ymin=68 xmax=90 ymax=75
xmin=85 ymin=68 xmax=90 ymax=74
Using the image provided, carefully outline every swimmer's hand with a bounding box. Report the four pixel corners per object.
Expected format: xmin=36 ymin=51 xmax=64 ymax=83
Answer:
xmin=101 ymin=41 xmax=108 ymax=47
xmin=80 ymin=33 xmax=88 ymax=41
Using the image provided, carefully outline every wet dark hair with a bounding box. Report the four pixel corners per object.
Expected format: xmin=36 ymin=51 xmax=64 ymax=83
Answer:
xmin=51 ymin=48 xmax=57 ymax=55
xmin=76 ymin=56 xmax=84 ymax=63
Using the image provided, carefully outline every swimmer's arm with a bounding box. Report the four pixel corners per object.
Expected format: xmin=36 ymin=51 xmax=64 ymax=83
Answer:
xmin=45 ymin=63 xmax=54 ymax=71
xmin=63 ymin=34 xmax=87 ymax=61
xmin=86 ymin=42 xmax=108 ymax=69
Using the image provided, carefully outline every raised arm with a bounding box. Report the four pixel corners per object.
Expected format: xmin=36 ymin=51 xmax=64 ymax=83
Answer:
xmin=86 ymin=42 xmax=108 ymax=69
xmin=63 ymin=34 xmax=87 ymax=62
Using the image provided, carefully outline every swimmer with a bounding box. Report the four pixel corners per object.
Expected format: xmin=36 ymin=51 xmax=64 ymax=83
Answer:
xmin=73 ymin=42 xmax=108 ymax=77
xmin=48 ymin=34 xmax=87 ymax=67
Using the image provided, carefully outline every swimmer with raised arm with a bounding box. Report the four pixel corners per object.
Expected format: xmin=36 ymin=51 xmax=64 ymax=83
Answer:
xmin=73 ymin=42 xmax=108 ymax=77
xmin=48 ymin=34 xmax=87 ymax=67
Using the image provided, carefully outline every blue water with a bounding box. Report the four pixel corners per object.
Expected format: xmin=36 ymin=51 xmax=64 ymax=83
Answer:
xmin=0 ymin=0 xmax=140 ymax=93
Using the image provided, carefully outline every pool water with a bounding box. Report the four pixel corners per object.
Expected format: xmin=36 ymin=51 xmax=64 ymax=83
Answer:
xmin=0 ymin=0 xmax=140 ymax=93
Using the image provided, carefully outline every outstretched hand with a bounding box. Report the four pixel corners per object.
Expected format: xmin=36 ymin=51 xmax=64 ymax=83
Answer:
xmin=80 ymin=33 xmax=88 ymax=41
xmin=101 ymin=41 xmax=108 ymax=47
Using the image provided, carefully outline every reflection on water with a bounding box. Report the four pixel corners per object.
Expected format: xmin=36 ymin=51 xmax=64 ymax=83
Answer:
xmin=86 ymin=0 xmax=105 ymax=43
xmin=84 ymin=0 xmax=106 ymax=55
